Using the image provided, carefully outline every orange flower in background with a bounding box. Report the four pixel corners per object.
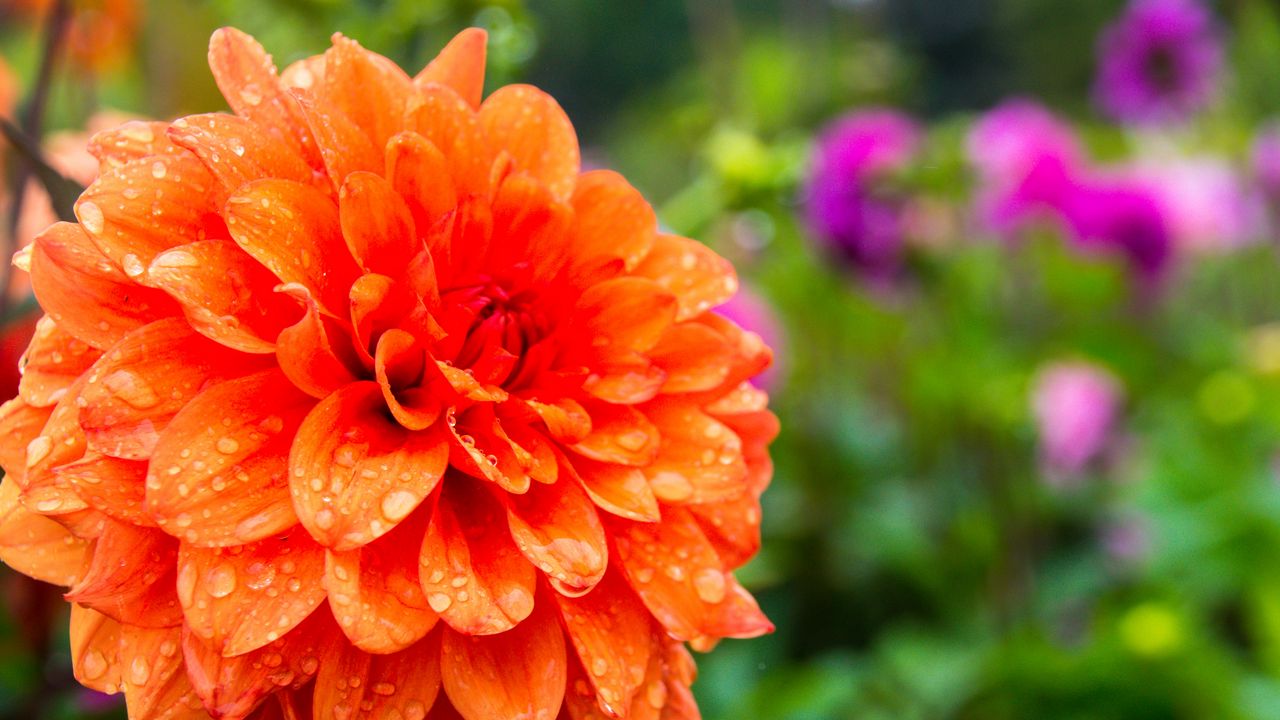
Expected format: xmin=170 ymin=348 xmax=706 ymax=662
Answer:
xmin=6 ymin=0 xmax=141 ymax=71
xmin=0 ymin=26 xmax=777 ymax=720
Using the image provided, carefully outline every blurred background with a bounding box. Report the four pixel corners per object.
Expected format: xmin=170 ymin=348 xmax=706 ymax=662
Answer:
xmin=7 ymin=0 xmax=1280 ymax=717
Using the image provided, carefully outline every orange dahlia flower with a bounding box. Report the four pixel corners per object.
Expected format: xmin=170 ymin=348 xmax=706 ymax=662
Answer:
xmin=0 ymin=27 xmax=777 ymax=720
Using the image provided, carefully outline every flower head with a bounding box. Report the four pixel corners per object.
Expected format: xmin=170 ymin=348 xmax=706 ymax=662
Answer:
xmin=1252 ymin=124 xmax=1280 ymax=206
xmin=1032 ymin=361 xmax=1123 ymax=479
xmin=1058 ymin=176 xmax=1173 ymax=279
xmin=0 ymin=28 xmax=776 ymax=720
xmin=802 ymin=109 xmax=920 ymax=282
xmin=1132 ymin=154 xmax=1262 ymax=252
xmin=9 ymin=0 xmax=141 ymax=71
xmin=1094 ymin=0 xmax=1223 ymax=125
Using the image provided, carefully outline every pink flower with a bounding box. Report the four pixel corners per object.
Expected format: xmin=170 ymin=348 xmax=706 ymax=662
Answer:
xmin=1032 ymin=362 xmax=1123 ymax=478
xmin=715 ymin=284 xmax=785 ymax=392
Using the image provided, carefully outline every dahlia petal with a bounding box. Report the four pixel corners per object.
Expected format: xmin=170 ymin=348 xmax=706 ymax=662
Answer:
xmin=0 ymin=395 xmax=53 ymax=481
xmin=404 ymin=84 xmax=493 ymax=198
xmin=168 ymin=113 xmax=314 ymax=192
xmin=650 ymin=323 xmax=734 ymax=394
xmin=640 ymin=400 xmax=746 ymax=505
xmin=15 ymin=385 xmax=94 ymax=519
xmin=376 ymin=329 xmax=441 ymax=431
xmin=498 ymin=419 xmax=559 ymax=485
xmin=633 ymin=234 xmax=738 ymax=322
xmin=505 ymin=475 xmax=608 ymax=595
xmin=478 ymin=84 xmax=580 ymax=200
xmin=487 ymin=172 xmax=575 ymax=282
xmin=208 ymin=28 xmax=321 ymax=170
xmin=66 ymin=519 xmax=183 ymax=628
xmin=610 ymin=508 xmax=772 ymax=641
xmin=554 ymin=570 xmax=652 ymax=715
xmin=349 ymin=273 xmax=433 ymax=367
xmin=280 ymin=54 xmax=326 ymax=91
xmin=684 ymin=315 xmax=772 ymax=401
xmin=18 ymin=316 xmax=101 ymax=407
xmin=313 ymin=628 xmax=443 ymax=720
xmin=57 ymin=453 xmax=153 ymax=527
xmin=572 ymin=277 xmax=677 ymax=356
xmin=225 ymin=178 xmax=360 ymax=316
xmin=440 ymin=597 xmax=566 ymax=720
xmin=146 ymin=369 xmax=312 ymax=546
xmin=325 ymin=504 xmax=439 ymax=653
xmin=563 ymin=454 xmax=661 ymax=523
xmin=292 ymin=88 xmax=383 ymax=186
xmin=689 ymin=492 xmax=762 ymax=571
xmin=432 ymin=362 xmax=508 ymax=404
xmin=385 ymin=131 xmax=456 ymax=280
xmin=78 ymin=318 xmax=265 ymax=460
xmin=319 ymin=34 xmax=414 ymax=151
xmin=147 ymin=240 xmax=301 ymax=354
xmin=572 ymin=402 xmax=660 ymax=467
xmin=182 ymin=608 xmax=340 ymax=719
xmin=0 ymin=478 xmax=89 ymax=585
xmin=87 ymin=120 xmax=183 ymax=169
xmin=415 ymin=28 xmax=488 ymax=108
xmin=449 ymin=407 xmax=531 ymax=494
xmin=289 ymin=382 xmax=448 ymax=550
xmin=568 ymin=170 xmax=657 ymax=279
xmin=418 ymin=478 xmax=536 ymax=635
xmin=583 ymin=360 xmax=667 ymax=405
xmin=176 ymin=526 xmax=326 ymax=655
xmin=70 ymin=605 xmax=123 ymax=694
xmin=275 ymin=284 xmax=364 ymax=399
xmin=340 ymin=171 xmax=422 ymax=276
xmin=29 ymin=222 xmax=180 ymax=351
xmin=118 ymin=624 xmax=208 ymax=720
xmin=525 ymin=398 xmax=591 ymax=444
xmin=76 ymin=152 xmax=226 ymax=270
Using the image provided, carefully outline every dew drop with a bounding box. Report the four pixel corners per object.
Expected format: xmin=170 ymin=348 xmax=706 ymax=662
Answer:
xmin=591 ymin=658 xmax=609 ymax=677
xmin=205 ymin=562 xmax=237 ymax=598
xmin=427 ymin=593 xmax=453 ymax=612
xmin=81 ymin=650 xmax=108 ymax=680
xmin=314 ymin=508 xmax=336 ymax=530
xmin=103 ymin=369 xmax=161 ymax=409
xmin=380 ymin=490 xmax=418 ymax=522
xmin=693 ymin=568 xmax=727 ymax=603
xmin=78 ymin=201 xmax=104 ymax=234
xmin=649 ymin=471 xmax=693 ymax=502
xmin=129 ymin=656 xmax=151 ymax=686
xmin=215 ymin=437 xmax=240 ymax=454
xmin=150 ymin=161 xmax=168 ymax=179
xmin=25 ymin=436 xmax=52 ymax=468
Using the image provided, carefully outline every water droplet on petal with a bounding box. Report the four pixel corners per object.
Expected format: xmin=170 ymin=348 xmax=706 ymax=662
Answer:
xmin=693 ymin=568 xmax=727 ymax=603
xmin=380 ymin=490 xmax=417 ymax=522
xmin=427 ymin=593 xmax=453 ymax=612
xmin=205 ymin=562 xmax=237 ymax=598
xmin=78 ymin=202 xmax=104 ymax=234
xmin=215 ymin=437 xmax=240 ymax=454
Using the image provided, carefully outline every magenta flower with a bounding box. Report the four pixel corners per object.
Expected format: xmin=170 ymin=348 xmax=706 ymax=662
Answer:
xmin=1058 ymin=176 xmax=1174 ymax=279
xmin=969 ymin=100 xmax=1084 ymax=236
xmin=1134 ymin=155 xmax=1263 ymax=252
xmin=716 ymin=284 xmax=786 ymax=392
xmin=802 ymin=109 xmax=921 ymax=282
xmin=1252 ymin=124 xmax=1280 ymax=205
xmin=1094 ymin=0 xmax=1223 ymax=125
xmin=1032 ymin=362 xmax=1124 ymax=479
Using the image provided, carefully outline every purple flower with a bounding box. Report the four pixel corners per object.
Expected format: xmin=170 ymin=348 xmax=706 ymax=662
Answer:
xmin=1094 ymin=0 xmax=1223 ymax=125
xmin=1057 ymin=176 xmax=1174 ymax=279
xmin=802 ymin=109 xmax=921 ymax=282
xmin=716 ymin=284 xmax=785 ymax=392
xmin=1032 ymin=361 xmax=1123 ymax=479
xmin=969 ymin=101 xmax=1084 ymax=236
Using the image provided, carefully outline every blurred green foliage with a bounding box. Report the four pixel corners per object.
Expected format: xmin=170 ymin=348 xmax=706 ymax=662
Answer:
xmin=7 ymin=0 xmax=1280 ymax=718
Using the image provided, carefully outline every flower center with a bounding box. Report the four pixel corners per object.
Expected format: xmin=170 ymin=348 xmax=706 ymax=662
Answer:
xmin=439 ymin=278 xmax=556 ymax=389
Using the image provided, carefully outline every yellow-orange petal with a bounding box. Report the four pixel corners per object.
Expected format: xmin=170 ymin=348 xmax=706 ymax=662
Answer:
xmin=168 ymin=113 xmax=314 ymax=192
xmin=77 ymin=318 xmax=265 ymax=460
xmin=118 ymin=623 xmax=208 ymax=720
xmin=29 ymin=222 xmax=179 ymax=351
xmin=505 ymin=475 xmax=608 ymax=596
xmin=289 ymin=382 xmax=448 ymax=550
xmin=292 ymin=87 xmax=382 ymax=187
xmin=448 ymin=407 xmax=532 ymax=494
xmin=486 ymin=172 xmax=574 ymax=283
xmin=0 ymin=396 xmax=53 ymax=481
xmin=76 ymin=152 xmax=226 ymax=270
xmin=225 ymin=178 xmax=360 ymax=316
xmin=404 ymin=83 xmax=493 ymax=199
xmin=18 ymin=316 xmax=101 ymax=407
xmin=610 ymin=508 xmax=772 ymax=642
xmin=176 ymin=526 xmax=326 ymax=656
xmin=689 ymin=491 xmax=763 ymax=571
xmin=564 ymin=454 xmax=661 ymax=523
xmin=147 ymin=240 xmax=301 ymax=354
xmin=649 ymin=323 xmax=734 ymax=394
xmin=571 ymin=402 xmax=660 ymax=467
xmin=146 ymin=369 xmax=313 ymax=546
xmin=57 ymin=453 xmax=153 ymax=527
xmin=554 ymin=570 xmax=653 ymax=716
xmin=415 ymin=28 xmax=488 ymax=108
xmin=65 ymin=519 xmax=182 ymax=628
xmin=375 ymin=329 xmax=441 ymax=431
xmin=441 ymin=596 xmax=566 ymax=720
xmin=313 ymin=628 xmax=443 ymax=720
xmin=318 ymin=34 xmax=414 ymax=152
xmin=633 ymin=234 xmax=738 ymax=322
xmin=385 ymin=132 xmax=457 ymax=279
xmin=0 ymin=478 xmax=89 ymax=585
xmin=182 ymin=608 xmax=340 ymax=718
xmin=418 ymin=478 xmax=536 ymax=635
xmin=87 ymin=120 xmax=183 ymax=169
xmin=567 ymin=170 xmax=656 ymax=280
xmin=16 ymin=383 xmax=91 ymax=517
xmin=324 ymin=505 xmax=439 ymax=653
xmin=478 ymin=84 xmax=580 ymax=200
xmin=70 ymin=605 xmax=123 ymax=694
xmin=208 ymin=27 xmax=320 ymax=170
xmin=572 ymin=277 xmax=677 ymax=357
xmin=340 ymin=171 xmax=422 ymax=276
xmin=640 ymin=400 xmax=746 ymax=505
xmin=274 ymin=284 xmax=364 ymax=399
